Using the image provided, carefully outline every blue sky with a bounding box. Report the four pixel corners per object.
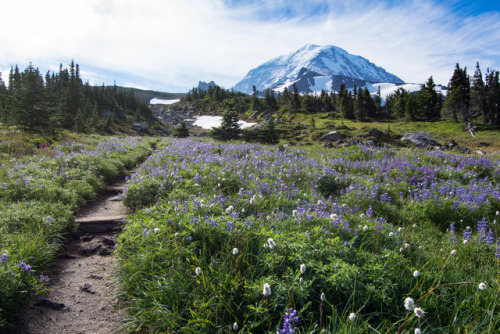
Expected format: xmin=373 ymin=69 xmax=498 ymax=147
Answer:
xmin=0 ymin=0 xmax=499 ymax=92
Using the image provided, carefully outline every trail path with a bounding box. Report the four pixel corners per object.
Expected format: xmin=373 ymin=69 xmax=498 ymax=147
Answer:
xmin=9 ymin=172 xmax=136 ymax=334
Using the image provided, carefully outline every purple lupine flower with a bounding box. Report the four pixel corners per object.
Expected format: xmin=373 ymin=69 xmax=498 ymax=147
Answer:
xmin=277 ymin=308 xmax=299 ymax=334
xmin=18 ymin=262 xmax=32 ymax=273
xmin=463 ymin=227 xmax=471 ymax=243
xmin=0 ymin=254 xmax=8 ymax=264
xmin=39 ymin=275 xmax=49 ymax=282
xmin=487 ymin=229 xmax=494 ymax=245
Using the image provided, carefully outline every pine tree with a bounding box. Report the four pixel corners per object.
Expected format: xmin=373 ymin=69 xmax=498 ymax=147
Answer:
xmin=338 ymin=84 xmax=354 ymax=119
xmin=470 ymin=62 xmax=486 ymax=122
xmin=443 ymin=64 xmax=470 ymax=123
xmin=418 ymin=76 xmax=440 ymax=121
xmin=172 ymin=120 xmax=190 ymax=138
xmin=485 ymin=70 xmax=500 ymax=125
xmin=209 ymin=110 xmax=241 ymax=141
xmin=14 ymin=64 xmax=49 ymax=131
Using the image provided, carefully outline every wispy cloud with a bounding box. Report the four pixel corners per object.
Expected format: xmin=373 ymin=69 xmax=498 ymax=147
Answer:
xmin=0 ymin=0 xmax=498 ymax=91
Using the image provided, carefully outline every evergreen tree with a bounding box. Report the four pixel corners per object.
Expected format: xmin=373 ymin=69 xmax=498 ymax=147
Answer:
xmin=209 ymin=110 xmax=241 ymax=141
xmin=405 ymin=94 xmax=418 ymax=122
xmin=485 ymin=70 xmax=500 ymax=125
xmin=418 ymin=76 xmax=440 ymax=121
xmin=443 ymin=64 xmax=470 ymax=123
xmin=470 ymin=62 xmax=486 ymax=122
xmin=14 ymin=64 xmax=49 ymax=131
xmin=172 ymin=120 xmax=190 ymax=138
xmin=338 ymin=84 xmax=354 ymax=119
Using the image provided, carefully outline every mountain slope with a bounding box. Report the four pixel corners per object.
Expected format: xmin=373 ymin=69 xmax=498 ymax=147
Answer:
xmin=234 ymin=44 xmax=403 ymax=94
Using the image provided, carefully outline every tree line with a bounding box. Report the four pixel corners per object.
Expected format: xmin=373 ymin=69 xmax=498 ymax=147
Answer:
xmin=184 ymin=62 xmax=500 ymax=125
xmin=0 ymin=61 xmax=153 ymax=133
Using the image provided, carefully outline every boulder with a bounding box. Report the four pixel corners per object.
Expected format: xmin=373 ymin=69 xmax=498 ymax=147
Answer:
xmin=363 ymin=140 xmax=377 ymax=148
xmin=133 ymin=122 xmax=151 ymax=134
xmin=401 ymin=131 xmax=440 ymax=148
xmin=323 ymin=142 xmax=334 ymax=148
xmin=319 ymin=131 xmax=344 ymax=142
xmin=368 ymin=128 xmax=384 ymax=139
xmin=445 ymin=140 xmax=458 ymax=150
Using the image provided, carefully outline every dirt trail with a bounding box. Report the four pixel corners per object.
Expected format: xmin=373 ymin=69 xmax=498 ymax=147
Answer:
xmin=9 ymin=174 xmax=135 ymax=334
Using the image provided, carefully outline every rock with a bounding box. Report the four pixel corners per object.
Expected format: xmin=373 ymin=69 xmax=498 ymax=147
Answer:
xmin=445 ymin=140 xmax=458 ymax=149
xmin=368 ymin=128 xmax=384 ymax=139
xmin=323 ymin=142 xmax=334 ymax=148
xmin=98 ymin=247 xmax=112 ymax=256
xmin=363 ymin=140 xmax=377 ymax=147
xmin=475 ymin=150 xmax=485 ymax=155
xmin=80 ymin=283 xmax=95 ymax=294
xmin=87 ymin=274 xmax=103 ymax=280
xmin=34 ymin=299 xmax=66 ymax=310
xmin=133 ymin=122 xmax=151 ymax=134
xmin=81 ymin=236 xmax=93 ymax=242
xmin=79 ymin=244 xmax=102 ymax=256
xmin=101 ymin=237 xmax=115 ymax=246
xmin=401 ymin=131 xmax=440 ymax=148
xmin=458 ymin=146 xmax=471 ymax=154
xmin=319 ymin=131 xmax=344 ymax=142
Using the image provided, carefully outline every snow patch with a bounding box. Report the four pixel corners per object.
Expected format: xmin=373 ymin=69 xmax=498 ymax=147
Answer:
xmin=150 ymin=98 xmax=180 ymax=105
xmin=193 ymin=115 xmax=257 ymax=130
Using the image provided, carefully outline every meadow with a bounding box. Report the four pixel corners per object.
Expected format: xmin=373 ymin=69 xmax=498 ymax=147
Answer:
xmin=115 ymin=138 xmax=500 ymax=333
xmin=0 ymin=130 xmax=153 ymax=328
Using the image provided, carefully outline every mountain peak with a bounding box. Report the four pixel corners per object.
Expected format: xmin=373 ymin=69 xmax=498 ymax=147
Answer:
xmin=234 ymin=44 xmax=403 ymax=94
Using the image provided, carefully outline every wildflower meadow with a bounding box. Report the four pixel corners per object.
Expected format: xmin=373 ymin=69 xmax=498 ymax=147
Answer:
xmin=116 ymin=138 xmax=500 ymax=333
xmin=0 ymin=134 xmax=152 ymax=327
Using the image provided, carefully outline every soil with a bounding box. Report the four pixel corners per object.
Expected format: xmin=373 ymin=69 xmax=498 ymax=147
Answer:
xmin=7 ymin=175 xmax=134 ymax=334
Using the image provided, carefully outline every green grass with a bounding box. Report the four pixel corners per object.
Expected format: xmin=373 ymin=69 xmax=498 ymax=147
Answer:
xmin=0 ymin=131 xmax=153 ymax=329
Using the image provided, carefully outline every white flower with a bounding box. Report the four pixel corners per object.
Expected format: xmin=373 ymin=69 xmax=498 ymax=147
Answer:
xmin=317 ymin=200 xmax=323 ymax=205
xmin=263 ymin=283 xmax=271 ymax=297
xmin=415 ymin=329 xmax=421 ymax=334
xmin=300 ymin=264 xmax=306 ymax=274
xmin=414 ymin=307 xmax=425 ymax=318
xmin=363 ymin=226 xmax=369 ymax=231
xmin=405 ymin=243 xmax=410 ymax=249
xmin=496 ymin=211 xmax=500 ymax=216
xmin=398 ymin=227 xmax=404 ymax=233
xmin=241 ymin=208 xmax=245 ymax=213
xmin=233 ymin=322 xmax=238 ymax=331
xmin=320 ymin=292 xmax=325 ymax=301
xmin=174 ymin=233 xmax=179 ymax=237
xmin=249 ymin=197 xmax=255 ymax=205
xmin=413 ymin=270 xmax=420 ymax=278
xmin=450 ymin=249 xmax=457 ymax=256
xmin=348 ymin=313 xmax=356 ymax=321
xmin=299 ymin=277 xmax=303 ymax=284
xmin=266 ymin=215 xmax=271 ymax=221
xmin=226 ymin=205 xmax=234 ymax=213
xmin=413 ymin=224 xmax=417 ymax=228
xmin=232 ymin=248 xmax=239 ymax=255
xmin=195 ymin=267 xmax=201 ymax=276
xmin=463 ymin=239 xmax=468 ymax=245
xmin=152 ymin=227 xmax=160 ymax=233
xmin=389 ymin=232 xmax=394 ymax=237
xmin=360 ymin=213 xmax=365 ymax=218
xmin=400 ymin=248 xmax=404 ymax=252
xmin=267 ymin=238 xmax=276 ymax=249
xmin=330 ymin=213 xmax=338 ymax=219
xmin=404 ymin=297 xmax=415 ymax=311
xmin=478 ymin=283 xmax=487 ymax=290
xmin=292 ymin=210 xmax=298 ymax=217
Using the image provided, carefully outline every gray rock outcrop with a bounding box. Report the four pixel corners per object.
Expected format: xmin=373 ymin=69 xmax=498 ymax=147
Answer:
xmin=401 ymin=131 xmax=440 ymax=148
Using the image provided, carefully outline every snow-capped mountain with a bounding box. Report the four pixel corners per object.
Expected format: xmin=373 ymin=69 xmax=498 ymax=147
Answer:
xmin=233 ymin=44 xmax=404 ymax=95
